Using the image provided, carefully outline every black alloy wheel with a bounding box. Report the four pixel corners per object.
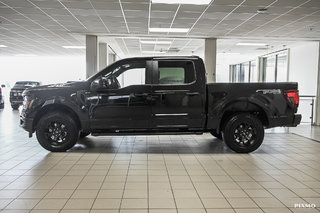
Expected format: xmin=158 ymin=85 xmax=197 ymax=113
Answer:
xmin=36 ymin=112 xmax=79 ymax=152
xmin=223 ymin=113 xmax=264 ymax=153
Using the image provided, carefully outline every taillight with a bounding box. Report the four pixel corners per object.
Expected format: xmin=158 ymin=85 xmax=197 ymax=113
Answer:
xmin=0 ymin=88 xmax=1 ymax=93
xmin=285 ymin=89 xmax=299 ymax=108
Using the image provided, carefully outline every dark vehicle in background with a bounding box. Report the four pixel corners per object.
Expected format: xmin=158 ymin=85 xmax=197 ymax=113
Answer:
xmin=0 ymin=84 xmax=5 ymax=109
xmin=20 ymin=56 xmax=301 ymax=153
xmin=10 ymin=81 xmax=41 ymax=110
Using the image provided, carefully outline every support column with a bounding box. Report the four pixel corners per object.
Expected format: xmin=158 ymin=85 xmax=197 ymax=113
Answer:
xmin=86 ymin=35 xmax=98 ymax=78
xmin=99 ymin=42 xmax=108 ymax=70
xmin=108 ymin=53 xmax=116 ymax=65
xmin=315 ymin=42 xmax=320 ymax=125
xmin=204 ymin=38 xmax=217 ymax=83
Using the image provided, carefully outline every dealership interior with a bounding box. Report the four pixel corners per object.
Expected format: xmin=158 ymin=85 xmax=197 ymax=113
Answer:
xmin=1 ymin=0 xmax=320 ymax=212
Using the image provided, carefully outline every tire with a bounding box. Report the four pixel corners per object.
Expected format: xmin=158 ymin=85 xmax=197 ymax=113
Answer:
xmin=11 ymin=104 xmax=19 ymax=110
xmin=0 ymin=102 xmax=4 ymax=109
xmin=36 ymin=111 xmax=79 ymax=152
xmin=222 ymin=113 xmax=264 ymax=153
xmin=79 ymin=132 xmax=90 ymax=138
xmin=210 ymin=130 xmax=223 ymax=140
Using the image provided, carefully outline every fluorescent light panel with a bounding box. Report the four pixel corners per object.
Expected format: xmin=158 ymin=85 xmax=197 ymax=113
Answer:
xmin=149 ymin=27 xmax=189 ymax=33
xmin=0 ymin=45 xmax=7 ymax=47
xmin=142 ymin=51 xmax=166 ymax=54
xmin=152 ymin=0 xmax=212 ymax=5
xmin=140 ymin=40 xmax=172 ymax=44
xmin=63 ymin=46 xmax=86 ymax=49
xmin=15 ymin=54 xmax=37 ymax=57
xmin=236 ymin=43 xmax=267 ymax=46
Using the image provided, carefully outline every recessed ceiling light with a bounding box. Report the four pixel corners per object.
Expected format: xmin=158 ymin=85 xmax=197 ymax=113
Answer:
xmin=236 ymin=43 xmax=267 ymax=46
xmin=142 ymin=51 xmax=166 ymax=54
xmin=0 ymin=45 xmax=7 ymax=47
xmin=152 ymin=0 xmax=212 ymax=5
xmin=149 ymin=28 xmax=189 ymax=33
xmin=63 ymin=46 xmax=86 ymax=49
xmin=15 ymin=54 xmax=37 ymax=57
xmin=140 ymin=40 xmax=172 ymax=45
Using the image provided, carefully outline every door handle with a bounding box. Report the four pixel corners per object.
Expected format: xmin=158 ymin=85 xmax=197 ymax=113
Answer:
xmin=186 ymin=92 xmax=199 ymax=96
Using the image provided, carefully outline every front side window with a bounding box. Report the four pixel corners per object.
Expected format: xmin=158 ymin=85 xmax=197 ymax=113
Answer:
xmin=101 ymin=61 xmax=146 ymax=89
xmin=157 ymin=60 xmax=195 ymax=85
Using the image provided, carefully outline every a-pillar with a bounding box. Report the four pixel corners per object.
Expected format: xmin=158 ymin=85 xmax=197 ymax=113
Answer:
xmin=99 ymin=42 xmax=108 ymax=70
xmin=86 ymin=35 xmax=98 ymax=78
xmin=315 ymin=42 xmax=320 ymax=125
xmin=204 ymin=38 xmax=217 ymax=83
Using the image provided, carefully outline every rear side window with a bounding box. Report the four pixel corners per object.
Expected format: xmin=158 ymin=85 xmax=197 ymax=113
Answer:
xmin=157 ymin=60 xmax=195 ymax=85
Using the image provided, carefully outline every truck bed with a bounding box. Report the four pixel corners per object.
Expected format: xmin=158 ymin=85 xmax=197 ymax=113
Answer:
xmin=206 ymin=82 xmax=298 ymax=130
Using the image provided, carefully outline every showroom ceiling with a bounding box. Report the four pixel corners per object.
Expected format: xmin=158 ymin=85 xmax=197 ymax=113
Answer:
xmin=0 ymin=0 xmax=319 ymax=56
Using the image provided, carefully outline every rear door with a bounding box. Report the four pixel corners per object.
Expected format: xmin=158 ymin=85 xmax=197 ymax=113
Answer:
xmin=151 ymin=59 xmax=205 ymax=130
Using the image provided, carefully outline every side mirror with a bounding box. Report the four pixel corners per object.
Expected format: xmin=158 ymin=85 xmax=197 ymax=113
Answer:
xmin=90 ymin=77 xmax=108 ymax=91
xmin=1 ymin=85 xmax=5 ymax=88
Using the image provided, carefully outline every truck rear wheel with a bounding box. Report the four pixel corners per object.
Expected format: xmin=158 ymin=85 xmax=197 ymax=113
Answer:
xmin=36 ymin=112 xmax=79 ymax=152
xmin=223 ymin=113 xmax=264 ymax=153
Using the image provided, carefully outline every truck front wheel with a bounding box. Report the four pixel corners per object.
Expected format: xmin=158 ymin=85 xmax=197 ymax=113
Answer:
xmin=36 ymin=112 xmax=79 ymax=152
xmin=223 ymin=113 xmax=264 ymax=153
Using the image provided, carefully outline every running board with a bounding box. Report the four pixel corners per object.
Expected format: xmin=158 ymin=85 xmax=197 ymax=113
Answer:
xmin=91 ymin=131 xmax=204 ymax=136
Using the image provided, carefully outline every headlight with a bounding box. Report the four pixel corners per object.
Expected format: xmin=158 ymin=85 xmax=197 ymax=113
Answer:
xmin=23 ymin=95 xmax=35 ymax=109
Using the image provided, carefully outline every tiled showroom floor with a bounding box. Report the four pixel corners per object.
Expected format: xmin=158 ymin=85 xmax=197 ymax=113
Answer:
xmin=0 ymin=109 xmax=320 ymax=213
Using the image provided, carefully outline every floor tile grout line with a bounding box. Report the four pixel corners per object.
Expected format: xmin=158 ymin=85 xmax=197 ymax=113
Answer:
xmin=193 ymin=151 xmax=237 ymax=212
xmin=3 ymin=152 xmax=79 ymax=210
xmin=88 ymin=136 xmax=119 ymax=212
xmin=161 ymin=135 xmax=178 ymax=212
xmin=118 ymin=136 xmax=134 ymax=212
xmin=176 ymin=151 xmax=208 ymax=212
xmin=0 ymin=145 xmax=46 ymax=191
xmin=225 ymin=154 xmax=296 ymax=212
xmin=56 ymin=152 xmax=101 ymax=212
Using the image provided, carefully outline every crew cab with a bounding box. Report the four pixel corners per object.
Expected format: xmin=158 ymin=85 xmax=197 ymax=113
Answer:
xmin=20 ymin=56 xmax=301 ymax=153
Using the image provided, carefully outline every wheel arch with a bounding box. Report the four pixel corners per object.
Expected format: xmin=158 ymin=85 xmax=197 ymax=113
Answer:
xmin=219 ymin=100 xmax=269 ymax=133
xmin=33 ymin=103 xmax=81 ymax=131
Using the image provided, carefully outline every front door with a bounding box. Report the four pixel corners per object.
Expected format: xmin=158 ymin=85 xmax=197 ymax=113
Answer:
xmin=151 ymin=60 xmax=205 ymax=130
xmin=88 ymin=59 xmax=153 ymax=130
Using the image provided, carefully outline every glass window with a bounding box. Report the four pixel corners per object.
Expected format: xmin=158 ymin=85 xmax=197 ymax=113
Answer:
xmin=250 ymin=61 xmax=258 ymax=82
xmin=157 ymin=60 xmax=195 ymax=85
xmin=263 ymin=55 xmax=276 ymax=82
xmin=276 ymin=52 xmax=288 ymax=82
xmin=117 ymin=67 xmax=145 ymax=88
xmin=102 ymin=61 xmax=146 ymax=89
xmin=241 ymin=62 xmax=250 ymax=82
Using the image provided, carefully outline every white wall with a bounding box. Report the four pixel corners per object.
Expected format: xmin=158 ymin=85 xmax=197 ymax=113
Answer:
xmin=0 ymin=56 xmax=86 ymax=88
xmin=288 ymin=42 xmax=319 ymax=95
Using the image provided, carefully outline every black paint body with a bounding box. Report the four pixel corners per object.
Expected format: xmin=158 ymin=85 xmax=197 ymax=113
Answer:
xmin=20 ymin=56 xmax=301 ymax=136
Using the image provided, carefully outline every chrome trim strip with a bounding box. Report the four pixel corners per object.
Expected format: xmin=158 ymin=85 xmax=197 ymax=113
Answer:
xmin=156 ymin=125 xmax=188 ymax=128
xmin=155 ymin=113 xmax=188 ymax=117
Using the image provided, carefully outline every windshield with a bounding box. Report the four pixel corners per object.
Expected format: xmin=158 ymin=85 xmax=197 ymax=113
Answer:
xmin=14 ymin=82 xmax=40 ymax=87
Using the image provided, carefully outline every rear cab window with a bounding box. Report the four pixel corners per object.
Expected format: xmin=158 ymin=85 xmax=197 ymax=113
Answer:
xmin=155 ymin=60 xmax=196 ymax=85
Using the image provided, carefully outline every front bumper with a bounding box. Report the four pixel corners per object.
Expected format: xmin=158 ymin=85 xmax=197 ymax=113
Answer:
xmin=292 ymin=114 xmax=302 ymax=127
xmin=20 ymin=114 xmax=34 ymax=136
xmin=11 ymin=100 xmax=23 ymax=105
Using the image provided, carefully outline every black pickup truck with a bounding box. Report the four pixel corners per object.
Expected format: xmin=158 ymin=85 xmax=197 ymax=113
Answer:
xmin=10 ymin=81 xmax=41 ymax=109
xmin=20 ymin=56 xmax=301 ymax=153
